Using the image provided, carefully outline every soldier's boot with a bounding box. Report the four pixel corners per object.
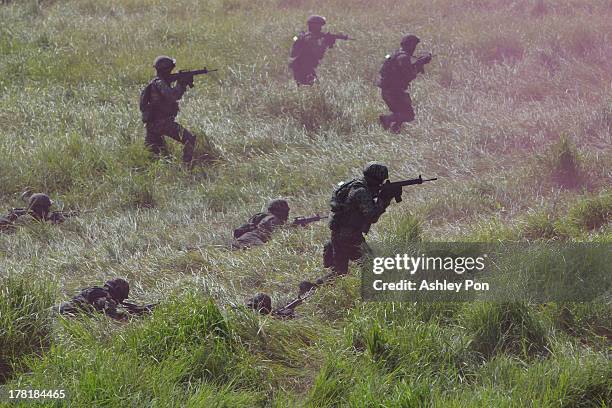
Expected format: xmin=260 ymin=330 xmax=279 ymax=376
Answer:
xmin=379 ymin=115 xmax=392 ymax=130
xmin=390 ymin=122 xmax=402 ymax=134
xmin=182 ymin=132 xmax=196 ymax=163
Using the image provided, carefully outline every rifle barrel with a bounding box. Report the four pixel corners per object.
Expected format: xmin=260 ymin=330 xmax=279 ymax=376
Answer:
xmin=392 ymin=177 xmax=437 ymax=187
xmin=181 ymin=68 xmax=217 ymax=75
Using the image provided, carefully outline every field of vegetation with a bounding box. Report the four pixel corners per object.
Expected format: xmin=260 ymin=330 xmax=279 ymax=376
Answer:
xmin=1 ymin=0 xmax=610 ymax=406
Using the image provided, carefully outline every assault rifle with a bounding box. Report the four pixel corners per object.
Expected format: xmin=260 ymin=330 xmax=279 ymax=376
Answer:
xmin=47 ymin=210 xmax=90 ymax=223
xmin=413 ymin=52 xmax=433 ymax=74
xmin=168 ymin=68 xmax=218 ymax=88
xmin=291 ymin=214 xmax=329 ymax=227
xmin=272 ymin=287 xmax=316 ymax=319
xmin=378 ymin=175 xmax=437 ymax=203
xmin=121 ymin=301 xmax=158 ymax=316
xmin=7 ymin=208 xmax=86 ymax=222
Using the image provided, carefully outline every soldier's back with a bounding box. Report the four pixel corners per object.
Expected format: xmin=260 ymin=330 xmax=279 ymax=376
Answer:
xmin=59 ymin=287 xmax=110 ymax=315
xmin=378 ymin=50 xmax=415 ymax=89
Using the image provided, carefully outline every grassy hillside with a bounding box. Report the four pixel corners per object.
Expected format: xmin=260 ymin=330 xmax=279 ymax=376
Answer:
xmin=0 ymin=0 xmax=610 ymax=406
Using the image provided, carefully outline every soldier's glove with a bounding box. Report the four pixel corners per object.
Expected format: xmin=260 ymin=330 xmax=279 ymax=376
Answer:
xmin=178 ymin=75 xmax=194 ymax=88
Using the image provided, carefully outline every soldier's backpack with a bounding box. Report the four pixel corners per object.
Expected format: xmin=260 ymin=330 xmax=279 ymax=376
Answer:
xmin=330 ymin=179 xmax=374 ymax=231
xmin=330 ymin=179 xmax=363 ymax=213
xmin=233 ymin=212 xmax=269 ymax=238
xmin=139 ymin=81 xmax=155 ymax=123
xmin=378 ymin=50 xmax=417 ymax=88
xmin=379 ymin=51 xmax=402 ymax=79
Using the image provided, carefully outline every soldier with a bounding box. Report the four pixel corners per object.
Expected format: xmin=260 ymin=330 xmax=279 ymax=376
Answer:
xmin=1 ymin=192 xmax=57 ymax=232
xmin=58 ymin=278 xmax=154 ymax=320
xmin=299 ymin=163 xmax=392 ymax=293
xmin=140 ymin=56 xmax=197 ymax=164
xmin=1 ymin=192 xmax=86 ymax=233
xmin=325 ymin=162 xmax=392 ymax=274
xmin=378 ymin=34 xmax=432 ymax=133
xmin=289 ymin=15 xmax=348 ymax=86
xmin=232 ymin=199 xmax=290 ymax=249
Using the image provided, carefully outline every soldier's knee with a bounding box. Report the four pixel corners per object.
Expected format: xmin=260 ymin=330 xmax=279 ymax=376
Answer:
xmin=399 ymin=109 xmax=415 ymax=123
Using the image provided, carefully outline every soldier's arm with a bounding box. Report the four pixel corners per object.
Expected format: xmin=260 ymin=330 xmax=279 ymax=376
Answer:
xmin=257 ymin=215 xmax=285 ymax=233
xmin=322 ymin=33 xmax=337 ymax=48
xmin=414 ymin=53 xmax=432 ymax=74
xmin=103 ymin=299 xmax=128 ymax=321
xmin=153 ymin=79 xmax=186 ymax=101
xmin=349 ymin=187 xmax=387 ymax=223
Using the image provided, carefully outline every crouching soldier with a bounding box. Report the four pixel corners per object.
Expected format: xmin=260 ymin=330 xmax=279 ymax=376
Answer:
xmin=298 ymin=163 xmax=392 ymax=294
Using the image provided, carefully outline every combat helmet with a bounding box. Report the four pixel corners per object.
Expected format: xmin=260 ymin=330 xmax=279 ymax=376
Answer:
xmin=363 ymin=162 xmax=389 ymax=183
xmin=104 ymin=278 xmax=130 ymax=302
xmin=153 ymin=55 xmax=176 ymax=70
xmin=28 ymin=193 xmax=53 ymax=219
xmin=400 ymin=34 xmax=420 ymax=50
xmin=267 ymin=199 xmax=290 ymax=217
xmin=307 ymin=15 xmax=326 ymax=26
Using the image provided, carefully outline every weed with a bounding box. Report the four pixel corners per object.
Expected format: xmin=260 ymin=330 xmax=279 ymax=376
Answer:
xmin=460 ymin=302 xmax=549 ymax=359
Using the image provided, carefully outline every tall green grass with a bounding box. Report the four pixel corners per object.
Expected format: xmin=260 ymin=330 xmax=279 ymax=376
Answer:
xmin=0 ymin=0 xmax=610 ymax=405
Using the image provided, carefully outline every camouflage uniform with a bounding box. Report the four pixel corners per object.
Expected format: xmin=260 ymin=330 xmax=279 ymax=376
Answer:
xmin=58 ymin=278 xmax=131 ymax=321
xmin=289 ymin=15 xmax=337 ymax=86
xmin=232 ymin=199 xmax=290 ymax=249
xmin=142 ymin=56 xmax=196 ymax=163
xmin=378 ymin=34 xmax=432 ymax=133
xmin=324 ymin=163 xmax=391 ymax=276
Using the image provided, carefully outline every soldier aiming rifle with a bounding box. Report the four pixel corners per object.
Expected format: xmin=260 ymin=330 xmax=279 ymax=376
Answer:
xmin=1 ymin=192 xmax=89 ymax=232
xmin=289 ymin=15 xmax=353 ymax=86
xmin=232 ymin=200 xmax=328 ymax=249
xmin=58 ymin=278 xmax=157 ymax=321
xmin=140 ymin=56 xmax=217 ymax=164
xmin=309 ymin=163 xmax=437 ymax=291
